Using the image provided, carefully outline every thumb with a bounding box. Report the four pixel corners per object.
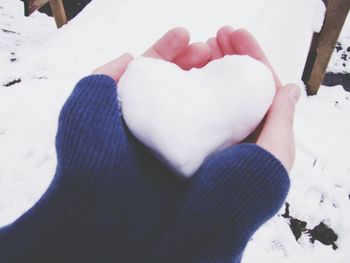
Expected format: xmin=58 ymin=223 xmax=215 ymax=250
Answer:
xmin=92 ymin=53 xmax=134 ymax=82
xmin=256 ymin=84 xmax=301 ymax=171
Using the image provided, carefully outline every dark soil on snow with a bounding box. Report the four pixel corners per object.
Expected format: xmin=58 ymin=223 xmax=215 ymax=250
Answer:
xmin=323 ymin=73 xmax=350 ymax=91
xmin=322 ymin=41 xmax=350 ymax=92
xmin=282 ymin=203 xmax=338 ymax=250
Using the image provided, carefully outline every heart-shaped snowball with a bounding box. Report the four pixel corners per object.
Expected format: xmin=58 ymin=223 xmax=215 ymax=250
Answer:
xmin=118 ymin=55 xmax=275 ymax=178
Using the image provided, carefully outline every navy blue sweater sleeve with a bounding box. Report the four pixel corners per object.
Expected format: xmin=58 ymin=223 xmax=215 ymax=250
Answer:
xmin=0 ymin=75 xmax=290 ymax=263
xmin=144 ymin=144 xmax=290 ymax=263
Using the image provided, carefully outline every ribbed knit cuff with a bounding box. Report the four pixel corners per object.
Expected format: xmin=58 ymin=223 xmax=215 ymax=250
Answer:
xmin=144 ymin=143 xmax=290 ymax=262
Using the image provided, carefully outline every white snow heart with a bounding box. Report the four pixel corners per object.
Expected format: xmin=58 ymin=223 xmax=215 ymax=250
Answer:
xmin=118 ymin=55 xmax=275 ymax=178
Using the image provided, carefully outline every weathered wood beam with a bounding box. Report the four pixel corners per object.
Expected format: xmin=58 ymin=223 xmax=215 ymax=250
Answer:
xmin=49 ymin=0 xmax=67 ymax=28
xmin=303 ymin=0 xmax=350 ymax=95
xmin=21 ymin=0 xmax=67 ymax=28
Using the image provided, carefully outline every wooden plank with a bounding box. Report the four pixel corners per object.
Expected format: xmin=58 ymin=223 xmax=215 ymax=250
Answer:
xmin=303 ymin=0 xmax=350 ymax=95
xmin=49 ymin=0 xmax=67 ymax=28
xmin=21 ymin=0 xmax=50 ymax=16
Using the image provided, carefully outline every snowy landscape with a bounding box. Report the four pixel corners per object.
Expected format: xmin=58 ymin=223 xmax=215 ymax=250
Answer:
xmin=1 ymin=0 xmax=350 ymax=262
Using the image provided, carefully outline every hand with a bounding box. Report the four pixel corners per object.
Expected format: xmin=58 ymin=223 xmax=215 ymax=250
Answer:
xmin=92 ymin=27 xmax=212 ymax=79
xmin=0 ymin=27 xmax=292 ymax=263
xmin=93 ymin=26 xmax=300 ymax=172
xmin=213 ymin=27 xmax=301 ymax=172
xmin=90 ymin=27 xmax=295 ymax=261
xmin=58 ymin=27 xmax=290 ymax=261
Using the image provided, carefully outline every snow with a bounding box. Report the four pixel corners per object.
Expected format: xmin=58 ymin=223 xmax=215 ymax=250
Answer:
xmin=246 ymin=85 xmax=350 ymax=262
xmin=1 ymin=0 xmax=349 ymax=262
xmin=312 ymin=0 xmax=326 ymax=33
xmin=328 ymin=14 xmax=350 ymax=74
xmin=118 ymin=56 xmax=275 ymax=177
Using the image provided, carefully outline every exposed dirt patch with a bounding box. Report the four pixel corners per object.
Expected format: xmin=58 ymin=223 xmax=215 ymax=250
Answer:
xmin=282 ymin=203 xmax=338 ymax=250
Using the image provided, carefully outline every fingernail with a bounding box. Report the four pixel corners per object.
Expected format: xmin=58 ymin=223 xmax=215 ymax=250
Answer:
xmin=288 ymin=85 xmax=301 ymax=104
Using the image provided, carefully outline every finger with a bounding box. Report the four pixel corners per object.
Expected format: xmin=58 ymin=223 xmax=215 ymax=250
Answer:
xmin=229 ymin=29 xmax=282 ymax=89
xmin=143 ymin=27 xmax=190 ymax=61
xmin=92 ymin=53 xmax=134 ymax=82
xmin=207 ymin=37 xmax=223 ymax=59
xmin=256 ymin=84 xmax=301 ymax=171
xmin=173 ymin=42 xmax=211 ymax=70
xmin=216 ymin=26 xmax=236 ymax=55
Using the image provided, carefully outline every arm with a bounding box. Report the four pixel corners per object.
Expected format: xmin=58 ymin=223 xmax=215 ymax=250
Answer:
xmin=143 ymin=144 xmax=290 ymax=263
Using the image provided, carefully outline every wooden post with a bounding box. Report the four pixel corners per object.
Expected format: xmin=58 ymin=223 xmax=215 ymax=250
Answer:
xmin=49 ymin=0 xmax=67 ymax=28
xmin=303 ymin=0 xmax=350 ymax=95
xmin=21 ymin=0 xmax=67 ymax=28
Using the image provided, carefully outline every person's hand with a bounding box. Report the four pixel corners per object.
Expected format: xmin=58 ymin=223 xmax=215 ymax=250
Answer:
xmin=1 ymin=27 xmax=293 ymax=263
xmin=59 ymin=27 xmax=290 ymax=261
xmin=205 ymin=26 xmax=301 ymax=172
xmin=90 ymin=27 xmax=295 ymax=261
xmin=92 ymin=27 xmax=212 ymax=80
xmin=93 ymin=26 xmax=300 ymax=172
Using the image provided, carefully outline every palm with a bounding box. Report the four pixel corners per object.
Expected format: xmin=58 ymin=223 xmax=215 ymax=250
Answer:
xmin=93 ymin=26 xmax=297 ymax=172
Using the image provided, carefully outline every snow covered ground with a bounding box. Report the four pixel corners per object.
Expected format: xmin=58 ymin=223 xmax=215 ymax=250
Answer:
xmin=328 ymin=14 xmax=350 ymax=74
xmin=0 ymin=0 xmax=349 ymax=262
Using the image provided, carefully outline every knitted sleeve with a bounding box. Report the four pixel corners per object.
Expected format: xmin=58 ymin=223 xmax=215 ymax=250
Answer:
xmin=144 ymin=143 xmax=290 ymax=263
xmin=0 ymin=75 xmax=151 ymax=263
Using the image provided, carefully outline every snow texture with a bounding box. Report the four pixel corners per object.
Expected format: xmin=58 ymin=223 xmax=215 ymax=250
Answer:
xmin=1 ymin=0 xmax=349 ymax=262
xmin=118 ymin=56 xmax=275 ymax=177
xmin=311 ymin=0 xmax=326 ymax=33
xmin=328 ymin=14 xmax=350 ymax=74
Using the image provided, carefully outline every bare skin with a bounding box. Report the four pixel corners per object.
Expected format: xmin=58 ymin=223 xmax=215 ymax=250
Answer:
xmin=92 ymin=26 xmax=301 ymax=172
